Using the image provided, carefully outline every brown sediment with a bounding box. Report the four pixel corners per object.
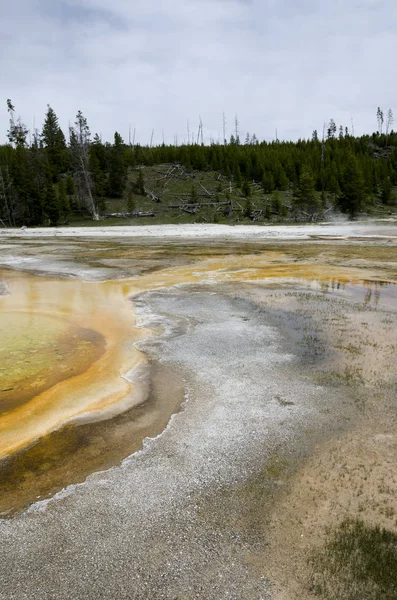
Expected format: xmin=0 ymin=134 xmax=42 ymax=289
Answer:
xmin=0 ymin=361 xmax=185 ymax=516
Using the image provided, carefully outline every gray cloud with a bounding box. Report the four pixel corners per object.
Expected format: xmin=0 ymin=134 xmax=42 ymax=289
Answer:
xmin=1 ymin=0 xmax=397 ymax=144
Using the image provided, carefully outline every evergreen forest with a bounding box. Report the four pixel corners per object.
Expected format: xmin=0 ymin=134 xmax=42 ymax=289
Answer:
xmin=1 ymin=101 xmax=397 ymax=227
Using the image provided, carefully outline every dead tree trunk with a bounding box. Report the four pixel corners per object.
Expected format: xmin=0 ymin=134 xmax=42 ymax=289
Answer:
xmin=79 ymin=155 xmax=99 ymax=220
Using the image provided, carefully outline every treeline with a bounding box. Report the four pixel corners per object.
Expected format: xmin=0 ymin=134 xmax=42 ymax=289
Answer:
xmin=1 ymin=100 xmax=396 ymax=226
xmin=0 ymin=102 xmax=133 ymax=225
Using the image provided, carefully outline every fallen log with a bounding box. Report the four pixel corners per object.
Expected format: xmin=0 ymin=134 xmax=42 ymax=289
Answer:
xmin=144 ymin=188 xmax=162 ymax=202
xmin=104 ymin=211 xmax=156 ymax=218
xmin=199 ymin=182 xmax=214 ymax=197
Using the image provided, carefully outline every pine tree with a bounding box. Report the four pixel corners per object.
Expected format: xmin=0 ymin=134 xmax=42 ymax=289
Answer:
xmin=127 ymin=186 xmax=136 ymax=213
xmin=380 ymin=178 xmax=394 ymax=205
xmin=5 ymin=101 xmax=42 ymax=225
xmin=58 ymin=179 xmax=70 ymax=219
xmin=0 ymin=151 xmax=15 ymax=226
xmin=136 ymin=169 xmax=145 ymax=195
xmin=234 ymin=163 xmax=242 ymax=187
xmin=294 ymin=168 xmax=320 ymax=215
xmin=65 ymin=172 xmax=75 ymax=196
xmin=27 ymin=134 xmax=46 ymax=225
xmin=43 ymin=180 xmax=60 ymax=225
xmin=41 ymin=105 xmax=66 ymax=180
xmin=243 ymin=196 xmax=253 ymax=219
xmin=6 ymin=99 xmax=28 ymax=148
xmin=275 ymin=167 xmax=289 ymax=190
xmin=242 ymin=179 xmax=251 ymax=197
xmin=327 ymin=119 xmax=337 ymax=139
xmin=108 ymin=132 xmax=127 ymax=198
xmin=190 ymin=184 xmax=198 ymax=204
xmin=89 ymin=142 xmax=107 ymax=211
xmin=262 ymin=172 xmax=275 ymax=193
xmin=338 ymin=155 xmax=366 ymax=219
xmin=272 ymin=190 xmax=285 ymax=215
xmin=328 ymin=175 xmax=340 ymax=201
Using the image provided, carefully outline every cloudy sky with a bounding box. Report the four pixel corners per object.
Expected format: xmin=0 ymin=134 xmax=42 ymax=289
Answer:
xmin=1 ymin=0 xmax=397 ymax=145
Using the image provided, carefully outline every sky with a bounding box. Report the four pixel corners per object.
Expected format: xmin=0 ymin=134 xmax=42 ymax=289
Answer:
xmin=1 ymin=0 xmax=397 ymax=145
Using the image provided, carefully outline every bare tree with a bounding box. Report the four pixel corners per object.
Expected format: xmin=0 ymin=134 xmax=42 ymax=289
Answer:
xmin=377 ymin=107 xmax=384 ymax=135
xmin=235 ymin=114 xmax=239 ymax=144
xmin=196 ymin=115 xmax=203 ymax=145
xmin=386 ymin=108 xmax=394 ymax=137
xmin=69 ymin=110 xmax=99 ymax=220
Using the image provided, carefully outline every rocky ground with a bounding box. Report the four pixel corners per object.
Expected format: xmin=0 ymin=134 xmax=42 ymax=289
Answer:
xmin=0 ymin=286 xmax=344 ymax=599
xmin=0 ymin=229 xmax=396 ymax=599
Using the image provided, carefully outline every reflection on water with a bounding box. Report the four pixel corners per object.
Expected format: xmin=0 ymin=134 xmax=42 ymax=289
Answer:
xmin=238 ymin=273 xmax=397 ymax=309
xmin=305 ymin=278 xmax=397 ymax=308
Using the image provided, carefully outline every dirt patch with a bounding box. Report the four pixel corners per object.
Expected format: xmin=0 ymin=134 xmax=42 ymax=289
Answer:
xmin=234 ymin=286 xmax=397 ymax=599
xmin=265 ymin=420 xmax=397 ymax=599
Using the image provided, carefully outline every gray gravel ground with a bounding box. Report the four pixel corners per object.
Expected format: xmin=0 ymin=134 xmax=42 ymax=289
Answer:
xmin=0 ymin=279 xmax=8 ymax=295
xmin=0 ymin=287 xmax=350 ymax=599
